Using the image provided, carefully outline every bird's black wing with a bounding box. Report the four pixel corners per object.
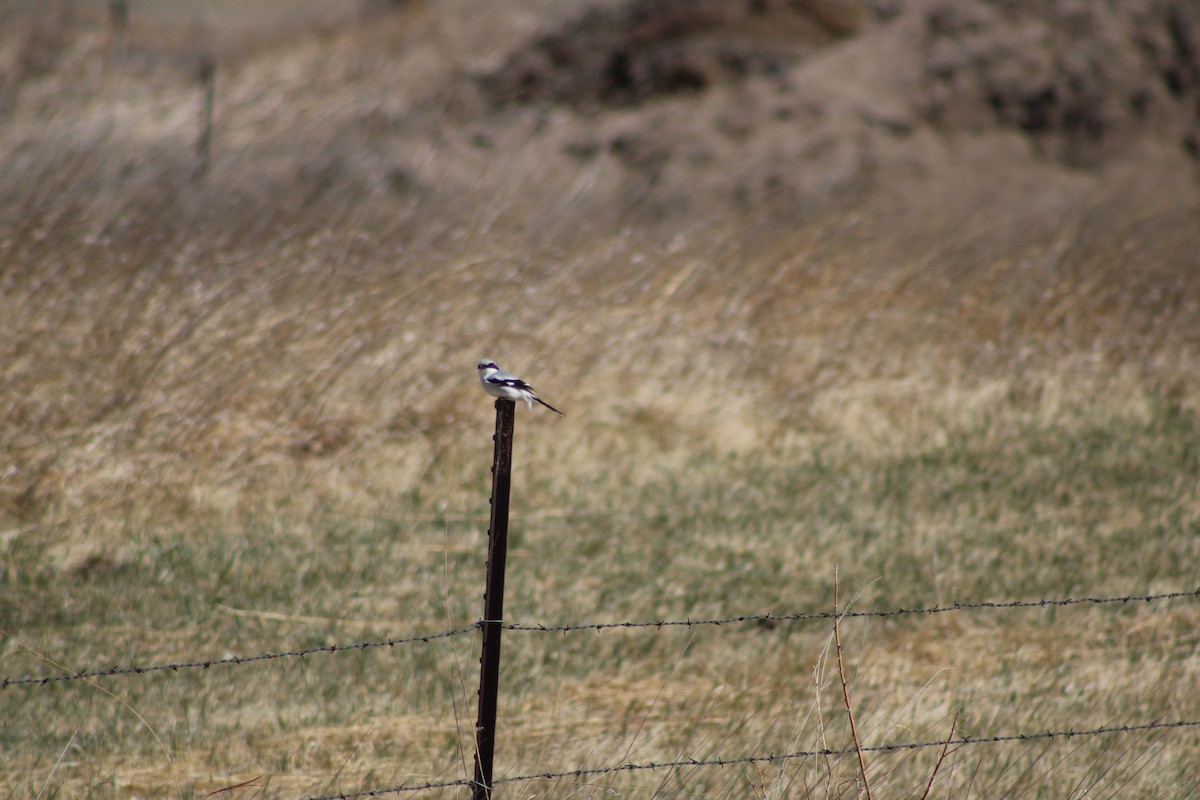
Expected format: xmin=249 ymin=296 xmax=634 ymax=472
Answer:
xmin=488 ymin=376 xmax=535 ymax=391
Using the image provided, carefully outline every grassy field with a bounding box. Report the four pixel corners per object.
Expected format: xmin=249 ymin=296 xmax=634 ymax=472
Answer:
xmin=4 ymin=395 xmax=1199 ymax=798
xmin=2 ymin=1 xmax=1200 ymax=797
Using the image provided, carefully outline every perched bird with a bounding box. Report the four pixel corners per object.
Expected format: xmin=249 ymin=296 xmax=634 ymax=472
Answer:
xmin=476 ymin=359 xmax=565 ymax=416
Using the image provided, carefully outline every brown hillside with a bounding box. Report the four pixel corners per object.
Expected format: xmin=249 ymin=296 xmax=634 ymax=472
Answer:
xmin=1 ymin=0 xmax=1198 ymax=528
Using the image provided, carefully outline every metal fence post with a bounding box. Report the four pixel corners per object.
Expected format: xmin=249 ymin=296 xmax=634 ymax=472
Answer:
xmin=193 ymin=55 xmax=216 ymax=177
xmin=473 ymin=398 xmax=515 ymax=800
xmin=109 ymin=0 xmax=129 ymax=57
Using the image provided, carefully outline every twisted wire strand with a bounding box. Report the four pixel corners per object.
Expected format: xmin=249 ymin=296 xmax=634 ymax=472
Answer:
xmin=1 ymin=623 xmax=482 ymax=689
xmin=5 ymin=587 xmax=1197 ymax=689
xmin=302 ymin=718 xmax=1200 ymax=799
xmin=501 ymin=587 xmax=1200 ymax=633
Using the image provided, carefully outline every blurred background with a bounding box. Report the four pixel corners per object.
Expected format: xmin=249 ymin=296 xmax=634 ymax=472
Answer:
xmin=1 ymin=0 xmax=1197 ymax=529
xmin=2 ymin=0 xmax=1199 ymax=796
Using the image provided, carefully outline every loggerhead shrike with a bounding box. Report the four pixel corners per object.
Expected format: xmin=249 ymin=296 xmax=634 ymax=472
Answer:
xmin=476 ymin=359 xmax=565 ymax=416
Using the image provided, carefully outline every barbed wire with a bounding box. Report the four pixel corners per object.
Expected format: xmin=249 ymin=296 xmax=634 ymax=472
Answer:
xmin=0 ymin=623 xmax=481 ymax=690
xmin=502 ymin=587 xmax=1200 ymax=634
xmin=5 ymin=587 xmax=1197 ymax=690
xmin=302 ymin=718 xmax=1200 ymax=799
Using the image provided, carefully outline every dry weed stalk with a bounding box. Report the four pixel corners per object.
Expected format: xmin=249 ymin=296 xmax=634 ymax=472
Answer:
xmin=918 ymin=710 xmax=961 ymax=800
xmin=833 ymin=567 xmax=872 ymax=800
xmin=202 ymin=776 xmax=264 ymax=797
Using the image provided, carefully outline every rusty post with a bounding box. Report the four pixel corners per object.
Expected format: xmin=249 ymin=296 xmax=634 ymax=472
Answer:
xmin=473 ymin=398 xmax=515 ymax=800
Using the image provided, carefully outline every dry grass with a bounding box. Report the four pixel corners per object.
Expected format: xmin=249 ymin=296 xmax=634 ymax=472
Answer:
xmin=4 ymin=399 xmax=1200 ymax=798
xmin=2 ymin=1 xmax=1200 ymax=798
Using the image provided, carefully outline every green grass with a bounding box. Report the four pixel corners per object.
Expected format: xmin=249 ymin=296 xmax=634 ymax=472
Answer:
xmin=3 ymin=398 xmax=1199 ymax=798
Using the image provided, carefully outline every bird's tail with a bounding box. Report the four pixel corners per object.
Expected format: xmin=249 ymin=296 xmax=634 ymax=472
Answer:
xmin=535 ymin=396 xmax=566 ymax=416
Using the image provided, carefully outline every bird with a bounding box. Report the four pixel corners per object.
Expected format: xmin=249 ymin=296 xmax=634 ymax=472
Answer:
xmin=476 ymin=359 xmax=565 ymax=416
